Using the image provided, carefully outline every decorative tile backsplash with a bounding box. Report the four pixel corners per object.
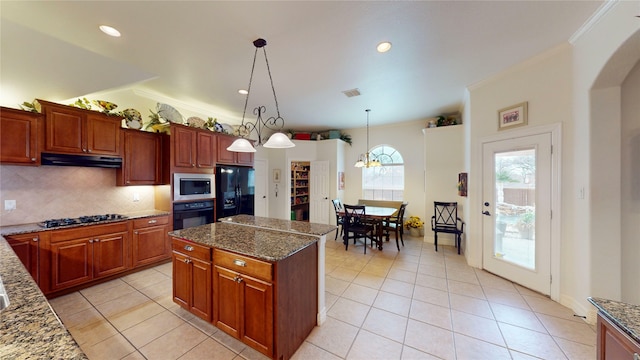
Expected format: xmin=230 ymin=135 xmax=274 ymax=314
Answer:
xmin=0 ymin=165 xmax=160 ymax=226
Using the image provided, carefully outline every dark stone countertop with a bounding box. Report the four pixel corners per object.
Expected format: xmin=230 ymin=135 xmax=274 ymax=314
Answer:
xmin=169 ymin=221 xmax=319 ymax=262
xmin=219 ymin=214 xmax=337 ymax=236
xmin=588 ymin=297 xmax=640 ymax=344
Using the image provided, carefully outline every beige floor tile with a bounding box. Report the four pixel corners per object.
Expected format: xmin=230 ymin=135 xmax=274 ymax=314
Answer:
xmin=186 ymin=312 xmax=219 ymax=336
xmin=325 ymin=291 xmax=339 ymax=310
xmin=352 ymin=272 xmax=385 ymax=290
xmin=137 ymin=278 xmax=172 ymax=300
xmin=490 ymin=302 xmax=547 ymax=333
xmin=391 ymin=260 xmax=419 ymax=273
xmin=362 ymin=307 xmax=408 ymax=343
xmin=509 ymin=350 xmax=543 ymax=359
xmin=483 ymin=287 xmax=530 ymax=310
xmin=291 ymin=341 xmax=342 ymax=360
xmin=342 ymin=283 xmax=380 ymax=305
xmin=107 ymin=300 xmax=166 ymax=332
xmin=210 ymin=327 xmax=246 ymax=354
xmin=404 ymin=319 xmax=455 ymax=360
xmin=412 ymin=284 xmax=450 ymax=308
xmin=153 ymin=262 xmax=173 ymax=277
xmin=554 ymin=337 xmax=596 ymax=360
xmin=449 ymin=293 xmax=494 ymax=319
xmin=68 ymin=319 xmax=119 ymax=347
xmin=306 ymin=317 xmax=359 ymax=358
xmin=381 ymin=278 xmax=415 ymax=298
xmin=451 ymin=310 xmax=505 ymax=346
xmin=415 ymin=273 xmax=448 ymax=291
xmin=361 ymin=263 xmax=391 ymax=277
xmin=446 ymin=268 xmax=480 ymax=285
xmin=329 ymin=266 xmax=361 ymax=282
xmin=238 ymin=345 xmax=271 ymax=360
xmin=121 ymin=310 xmax=186 ymax=348
xmin=475 ymin=270 xmax=518 ymax=293
xmin=499 ymin=322 xmax=568 ymax=359
xmin=81 ymin=333 xmax=136 ymax=360
xmin=121 ymin=351 xmax=146 ymax=360
xmin=537 ymin=313 xmax=596 ymax=345
xmin=524 ymin=295 xmax=584 ymax=322
xmin=387 ymin=268 xmax=417 ymax=284
xmin=453 ymin=333 xmax=511 ymax=360
xmin=60 ymin=306 xmax=105 ymax=329
xmin=49 ymin=292 xmax=93 ymax=318
xmin=94 ymin=290 xmax=149 ymax=318
xmin=447 ymin=280 xmax=485 ymax=300
xmin=139 ymin=322 xmax=208 ymax=360
xmin=327 ymin=297 xmax=371 ymax=327
xmin=347 ymin=329 xmax=403 ymax=360
xmin=121 ymin=268 xmax=170 ymax=289
xmin=409 ymin=299 xmax=452 ymax=330
xmin=80 ymin=279 xmax=137 ymax=306
xmin=325 ymin=275 xmax=350 ymax=295
xmin=417 ymin=263 xmax=446 ymax=278
xmin=373 ymin=291 xmax=412 ymax=317
xmin=401 ymin=345 xmax=442 ymax=359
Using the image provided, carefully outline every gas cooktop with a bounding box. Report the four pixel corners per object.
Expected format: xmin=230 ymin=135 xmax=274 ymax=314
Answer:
xmin=38 ymin=214 xmax=128 ymax=228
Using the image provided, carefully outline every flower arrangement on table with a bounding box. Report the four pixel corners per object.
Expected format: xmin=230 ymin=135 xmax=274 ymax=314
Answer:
xmin=404 ymin=216 xmax=424 ymax=229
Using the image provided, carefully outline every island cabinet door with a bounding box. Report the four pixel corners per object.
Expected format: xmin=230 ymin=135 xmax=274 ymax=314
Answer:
xmin=173 ymin=252 xmax=192 ymax=310
xmin=241 ymin=275 xmax=273 ymax=356
xmin=213 ymin=265 xmax=241 ymax=338
xmin=190 ymin=257 xmax=212 ymax=321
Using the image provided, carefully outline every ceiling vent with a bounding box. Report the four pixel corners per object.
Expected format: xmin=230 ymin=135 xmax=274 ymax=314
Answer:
xmin=342 ymin=88 xmax=361 ymax=98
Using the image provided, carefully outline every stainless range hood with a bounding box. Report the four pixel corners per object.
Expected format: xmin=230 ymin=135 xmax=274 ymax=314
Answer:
xmin=41 ymin=152 xmax=122 ymax=168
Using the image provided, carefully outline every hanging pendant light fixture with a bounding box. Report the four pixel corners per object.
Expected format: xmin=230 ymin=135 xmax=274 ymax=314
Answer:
xmin=227 ymin=38 xmax=295 ymax=153
xmin=354 ymin=109 xmax=381 ymax=168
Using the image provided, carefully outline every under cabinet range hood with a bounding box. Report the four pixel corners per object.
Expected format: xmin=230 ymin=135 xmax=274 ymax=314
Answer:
xmin=41 ymin=152 xmax=123 ymax=168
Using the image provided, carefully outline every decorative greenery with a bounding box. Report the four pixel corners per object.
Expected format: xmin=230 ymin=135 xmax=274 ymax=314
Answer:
xmin=144 ymin=109 xmax=168 ymax=132
xmin=69 ymin=97 xmax=92 ymax=110
xmin=19 ymin=100 xmax=40 ymax=113
xmin=404 ymin=216 xmax=424 ymax=229
xmin=340 ymin=133 xmax=352 ymax=146
xmin=517 ymin=209 xmax=535 ymax=229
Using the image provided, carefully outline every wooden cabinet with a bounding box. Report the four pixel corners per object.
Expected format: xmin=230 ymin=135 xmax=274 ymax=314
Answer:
xmin=117 ymin=130 xmax=167 ymax=186
xmin=216 ymin=133 xmax=254 ymax=166
xmin=0 ymin=107 xmax=43 ymax=165
xmin=172 ymin=237 xmax=212 ymax=321
xmin=5 ymin=232 xmax=41 ymax=283
xmin=39 ymin=99 xmax=121 ymax=156
xmin=597 ymin=313 xmax=640 ymax=360
xmin=171 ymin=124 xmax=216 ymax=172
xmin=213 ymin=249 xmax=273 ymax=356
xmin=48 ymin=222 xmax=128 ymax=292
xmin=132 ymin=215 xmax=171 ymax=267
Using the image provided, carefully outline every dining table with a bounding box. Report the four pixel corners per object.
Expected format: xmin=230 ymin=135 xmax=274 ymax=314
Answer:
xmin=340 ymin=206 xmax=398 ymax=250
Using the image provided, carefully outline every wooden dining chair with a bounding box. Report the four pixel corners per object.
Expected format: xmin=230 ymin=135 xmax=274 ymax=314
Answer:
xmin=331 ymin=199 xmax=345 ymax=241
xmin=383 ymin=203 xmax=408 ymax=251
xmin=342 ymin=204 xmax=377 ymax=254
xmin=431 ymin=201 xmax=465 ymax=254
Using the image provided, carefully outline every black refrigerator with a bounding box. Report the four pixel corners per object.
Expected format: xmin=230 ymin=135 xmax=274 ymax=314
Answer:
xmin=215 ymin=165 xmax=255 ymax=221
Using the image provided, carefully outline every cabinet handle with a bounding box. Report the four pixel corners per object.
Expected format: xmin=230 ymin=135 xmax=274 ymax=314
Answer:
xmin=234 ymin=275 xmax=243 ymax=283
xmin=87 ymin=149 xmax=92 ymax=153
xmin=94 ymin=238 xmax=100 ymax=242
xmin=233 ymin=259 xmax=246 ymax=267
xmin=134 ymin=231 xmax=138 ymax=235
xmin=184 ymin=245 xmax=194 ymax=252
xmin=31 ymin=158 xmax=36 ymax=162
xmin=184 ymin=258 xmax=191 ymax=264
xmin=32 ymin=237 xmax=38 ymax=242
xmin=148 ymin=219 xmax=157 ymax=224
xmin=89 ymin=239 xmax=93 ymax=243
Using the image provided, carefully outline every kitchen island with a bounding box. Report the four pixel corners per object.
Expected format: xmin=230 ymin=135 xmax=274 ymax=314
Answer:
xmin=169 ymin=217 xmax=334 ymax=360
xmin=588 ymin=297 xmax=640 ymax=359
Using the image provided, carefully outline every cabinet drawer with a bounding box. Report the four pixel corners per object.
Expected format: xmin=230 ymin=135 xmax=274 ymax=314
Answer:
xmin=133 ymin=216 xmax=169 ymax=229
xmin=50 ymin=222 xmax=129 ymax=243
xmin=214 ymin=249 xmax=272 ymax=282
xmin=172 ymin=238 xmax=211 ymax=262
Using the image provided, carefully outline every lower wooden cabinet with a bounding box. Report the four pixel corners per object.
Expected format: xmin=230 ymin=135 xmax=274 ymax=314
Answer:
xmin=5 ymin=232 xmax=40 ymax=284
xmin=172 ymin=238 xmax=212 ymax=321
xmin=597 ymin=313 xmax=640 ymax=359
xmin=132 ymin=215 xmax=170 ymax=267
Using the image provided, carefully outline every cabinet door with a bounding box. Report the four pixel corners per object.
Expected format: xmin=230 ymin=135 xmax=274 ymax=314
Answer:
xmin=50 ymin=238 xmax=93 ymax=291
xmin=236 ymin=151 xmax=254 ymax=166
xmin=44 ymin=105 xmax=85 ymax=154
xmin=196 ymin=131 xmax=215 ymax=169
xmin=241 ymin=275 xmax=273 ymax=356
xmin=215 ymin=135 xmax=236 ymax=164
xmin=86 ymin=113 xmax=121 ymax=155
xmin=191 ymin=258 xmax=212 ymax=321
xmin=173 ymin=251 xmax=191 ymax=309
xmin=214 ymin=265 xmax=241 ymax=338
xmin=119 ymin=130 xmax=162 ymax=185
xmin=132 ymin=224 xmax=170 ymax=267
xmin=93 ymin=232 xmax=128 ymax=278
xmin=6 ymin=233 xmax=39 ymax=283
xmin=173 ymin=126 xmax=196 ymax=169
xmin=0 ymin=108 xmax=41 ymax=165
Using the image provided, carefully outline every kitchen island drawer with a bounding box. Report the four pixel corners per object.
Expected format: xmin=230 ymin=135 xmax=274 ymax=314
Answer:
xmin=172 ymin=237 xmax=211 ymax=261
xmin=214 ymin=249 xmax=272 ymax=282
xmin=132 ymin=215 xmax=169 ymax=228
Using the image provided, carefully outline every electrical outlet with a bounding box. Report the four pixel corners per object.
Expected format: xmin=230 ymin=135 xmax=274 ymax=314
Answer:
xmin=133 ymin=193 xmax=140 ymax=202
xmin=4 ymin=200 xmax=16 ymax=211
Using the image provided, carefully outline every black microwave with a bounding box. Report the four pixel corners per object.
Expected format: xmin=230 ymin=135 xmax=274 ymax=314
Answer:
xmin=173 ymin=173 xmax=215 ymax=201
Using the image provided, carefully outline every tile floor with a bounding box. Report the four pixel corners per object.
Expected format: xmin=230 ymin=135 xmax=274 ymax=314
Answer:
xmin=49 ymin=233 xmax=595 ymax=360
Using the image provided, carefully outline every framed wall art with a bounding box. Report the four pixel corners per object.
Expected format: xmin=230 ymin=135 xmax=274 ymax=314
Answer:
xmin=273 ymin=169 xmax=281 ymax=183
xmin=498 ymin=101 xmax=528 ymax=130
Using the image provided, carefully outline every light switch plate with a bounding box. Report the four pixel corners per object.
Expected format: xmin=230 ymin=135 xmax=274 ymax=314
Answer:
xmin=4 ymin=200 xmax=16 ymax=211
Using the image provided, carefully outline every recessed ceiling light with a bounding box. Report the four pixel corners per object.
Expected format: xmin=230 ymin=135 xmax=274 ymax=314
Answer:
xmin=99 ymin=25 xmax=121 ymax=37
xmin=376 ymin=41 xmax=392 ymax=53
xmin=238 ymin=89 xmax=248 ymax=95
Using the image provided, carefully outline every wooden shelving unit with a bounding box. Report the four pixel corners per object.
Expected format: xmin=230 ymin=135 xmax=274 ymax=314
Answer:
xmin=291 ymin=161 xmax=310 ymax=221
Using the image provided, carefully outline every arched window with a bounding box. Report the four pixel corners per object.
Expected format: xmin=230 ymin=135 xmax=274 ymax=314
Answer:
xmin=362 ymin=145 xmax=404 ymax=200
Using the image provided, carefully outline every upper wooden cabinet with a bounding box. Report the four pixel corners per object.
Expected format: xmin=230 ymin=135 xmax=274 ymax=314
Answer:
xmin=38 ymin=99 xmax=121 ymax=156
xmin=171 ymin=124 xmax=216 ymax=173
xmin=117 ymin=129 xmax=168 ymax=186
xmin=216 ymin=133 xmax=254 ymax=166
xmin=0 ymin=107 xmax=43 ymax=165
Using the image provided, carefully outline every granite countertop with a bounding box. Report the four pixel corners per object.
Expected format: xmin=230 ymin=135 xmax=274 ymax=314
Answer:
xmin=0 ymin=238 xmax=87 ymax=359
xmin=588 ymin=297 xmax=640 ymax=344
xmin=169 ymin=221 xmax=319 ymax=262
xmin=219 ymin=214 xmax=337 ymax=236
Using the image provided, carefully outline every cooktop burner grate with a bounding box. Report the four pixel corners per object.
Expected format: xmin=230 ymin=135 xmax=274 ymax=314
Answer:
xmin=39 ymin=214 xmax=128 ymax=228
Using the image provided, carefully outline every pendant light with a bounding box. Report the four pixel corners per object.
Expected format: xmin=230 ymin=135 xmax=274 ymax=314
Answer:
xmin=227 ymin=38 xmax=295 ymax=153
xmin=354 ymin=109 xmax=381 ymax=168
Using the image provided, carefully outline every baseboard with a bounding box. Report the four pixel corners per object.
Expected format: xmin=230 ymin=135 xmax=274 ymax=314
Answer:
xmin=560 ymin=294 xmax=597 ymax=325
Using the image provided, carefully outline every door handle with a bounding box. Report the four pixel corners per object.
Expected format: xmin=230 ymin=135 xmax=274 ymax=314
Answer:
xmin=482 ymin=211 xmax=491 ymax=216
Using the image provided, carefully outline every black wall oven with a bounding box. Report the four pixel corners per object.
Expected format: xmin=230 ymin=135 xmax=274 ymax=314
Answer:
xmin=173 ymin=200 xmax=215 ymax=230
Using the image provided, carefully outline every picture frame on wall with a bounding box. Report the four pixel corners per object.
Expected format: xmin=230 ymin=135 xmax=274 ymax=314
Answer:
xmin=273 ymin=169 xmax=281 ymax=183
xmin=498 ymin=102 xmax=528 ymax=130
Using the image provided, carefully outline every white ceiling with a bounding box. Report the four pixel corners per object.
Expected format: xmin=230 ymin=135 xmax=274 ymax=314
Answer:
xmin=0 ymin=1 xmax=604 ymax=131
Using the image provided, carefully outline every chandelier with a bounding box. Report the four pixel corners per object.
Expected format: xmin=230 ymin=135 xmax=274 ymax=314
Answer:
xmin=354 ymin=109 xmax=381 ymax=168
xmin=227 ymin=38 xmax=295 ymax=153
